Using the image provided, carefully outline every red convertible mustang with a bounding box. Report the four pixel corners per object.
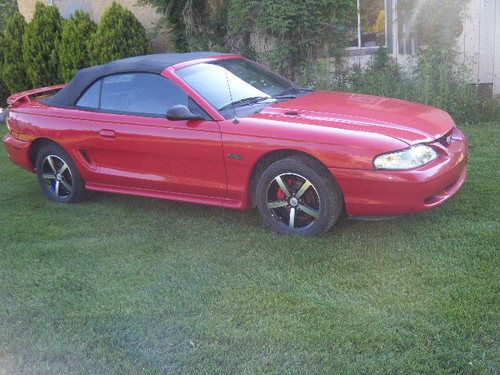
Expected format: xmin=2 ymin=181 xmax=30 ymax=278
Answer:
xmin=3 ymin=52 xmax=467 ymax=235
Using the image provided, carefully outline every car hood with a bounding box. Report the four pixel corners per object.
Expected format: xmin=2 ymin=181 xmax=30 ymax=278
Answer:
xmin=256 ymin=91 xmax=455 ymax=145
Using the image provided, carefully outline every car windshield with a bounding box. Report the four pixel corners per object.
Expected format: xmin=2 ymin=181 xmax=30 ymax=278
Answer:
xmin=176 ymin=58 xmax=294 ymax=111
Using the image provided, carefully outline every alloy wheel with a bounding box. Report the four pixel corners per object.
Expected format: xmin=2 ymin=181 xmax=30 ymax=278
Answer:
xmin=41 ymin=155 xmax=73 ymax=198
xmin=266 ymin=173 xmax=321 ymax=230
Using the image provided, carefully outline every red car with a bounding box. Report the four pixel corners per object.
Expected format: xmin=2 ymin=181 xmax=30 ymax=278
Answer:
xmin=3 ymin=52 xmax=467 ymax=235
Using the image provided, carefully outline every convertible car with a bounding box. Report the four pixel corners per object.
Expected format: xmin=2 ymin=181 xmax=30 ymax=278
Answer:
xmin=3 ymin=52 xmax=467 ymax=235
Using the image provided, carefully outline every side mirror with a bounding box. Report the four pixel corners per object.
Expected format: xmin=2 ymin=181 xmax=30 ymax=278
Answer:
xmin=166 ymin=105 xmax=204 ymax=121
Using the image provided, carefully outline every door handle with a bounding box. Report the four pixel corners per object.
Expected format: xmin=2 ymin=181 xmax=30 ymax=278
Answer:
xmin=98 ymin=129 xmax=116 ymax=139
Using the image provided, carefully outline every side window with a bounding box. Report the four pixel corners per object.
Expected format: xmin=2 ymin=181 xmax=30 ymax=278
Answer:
xmin=76 ymin=79 xmax=101 ymax=109
xmin=100 ymin=73 xmax=189 ymax=116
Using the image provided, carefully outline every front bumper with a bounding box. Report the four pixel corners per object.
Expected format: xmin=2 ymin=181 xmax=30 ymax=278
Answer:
xmin=3 ymin=133 xmax=34 ymax=172
xmin=331 ymin=127 xmax=468 ymax=216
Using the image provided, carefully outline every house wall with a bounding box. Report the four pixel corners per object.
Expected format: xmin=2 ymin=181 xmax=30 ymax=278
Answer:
xmin=495 ymin=0 xmax=500 ymax=97
xmin=18 ymin=0 xmax=159 ymax=24
xmin=17 ymin=0 xmax=171 ymax=51
xmin=456 ymin=0 xmax=499 ymax=97
xmin=346 ymin=0 xmax=500 ymax=98
xmin=17 ymin=0 xmax=500 ymax=97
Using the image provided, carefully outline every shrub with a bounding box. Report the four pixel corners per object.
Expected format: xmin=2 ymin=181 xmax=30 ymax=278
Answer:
xmin=22 ymin=2 xmax=63 ymax=87
xmin=59 ymin=11 xmax=97 ymax=82
xmin=228 ymin=0 xmax=356 ymax=80
xmin=89 ymin=2 xmax=151 ymax=65
xmin=0 ymin=35 xmax=9 ymax=107
xmin=142 ymin=0 xmax=356 ymax=79
xmin=0 ymin=86 xmax=6 ymax=108
xmin=139 ymin=0 xmax=228 ymax=52
xmin=0 ymin=0 xmax=17 ymax=33
xmin=0 ymin=0 xmax=18 ymax=106
xmin=300 ymin=48 xmax=500 ymax=124
xmin=2 ymin=12 xmax=30 ymax=94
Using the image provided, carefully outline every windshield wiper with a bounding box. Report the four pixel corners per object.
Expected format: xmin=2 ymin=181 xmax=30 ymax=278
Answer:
xmin=273 ymin=93 xmax=297 ymax=99
xmin=273 ymin=86 xmax=313 ymax=100
xmin=273 ymin=86 xmax=299 ymax=99
xmin=219 ymin=96 xmax=270 ymax=111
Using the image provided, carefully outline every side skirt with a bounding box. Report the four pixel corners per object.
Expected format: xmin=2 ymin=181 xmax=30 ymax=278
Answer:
xmin=85 ymin=182 xmax=244 ymax=210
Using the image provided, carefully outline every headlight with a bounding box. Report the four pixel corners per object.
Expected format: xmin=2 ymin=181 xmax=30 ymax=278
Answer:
xmin=374 ymin=144 xmax=438 ymax=170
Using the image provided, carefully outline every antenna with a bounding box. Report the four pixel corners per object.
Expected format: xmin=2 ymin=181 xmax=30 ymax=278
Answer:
xmin=223 ymin=67 xmax=239 ymax=124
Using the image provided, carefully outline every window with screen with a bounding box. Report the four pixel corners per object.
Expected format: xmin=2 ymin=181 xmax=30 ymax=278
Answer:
xmin=348 ymin=0 xmax=386 ymax=48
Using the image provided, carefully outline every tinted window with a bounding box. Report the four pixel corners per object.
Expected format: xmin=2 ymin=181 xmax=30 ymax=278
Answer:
xmin=76 ymin=79 xmax=101 ymax=108
xmin=100 ymin=73 xmax=188 ymax=116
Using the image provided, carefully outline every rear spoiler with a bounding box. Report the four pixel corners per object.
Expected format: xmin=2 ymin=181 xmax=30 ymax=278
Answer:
xmin=7 ymin=84 xmax=65 ymax=106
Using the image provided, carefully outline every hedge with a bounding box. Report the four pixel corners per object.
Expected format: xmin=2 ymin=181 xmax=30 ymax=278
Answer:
xmin=22 ymin=2 xmax=63 ymax=87
xmin=59 ymin=11 xmax=97 ymax=82
xmin=2 ymin=11 xmax=30 ymax=94
xmin=89 ymin=2 xmax=151 ymax=66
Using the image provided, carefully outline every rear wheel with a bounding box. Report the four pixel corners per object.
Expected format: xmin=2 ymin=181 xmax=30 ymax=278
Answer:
xmin=256 ymin=156 xmax=343 ymax=236
xmin=35 ymin=144 xmax=87 ymax=203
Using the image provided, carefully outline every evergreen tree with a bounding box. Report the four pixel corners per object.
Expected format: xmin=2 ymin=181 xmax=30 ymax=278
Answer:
xmin=0 ymin=0 xmax=17 ymax=33
xmin=89 ymin=2 xmax=151 ymax=65
xmin=59 ymin=11 xmax=97 ymax=82
xmin=0 ymin=34 xmax=9 ymax=107
xmin=0 ymin=0 xmax=18 ymax=105
xmin=23 ymin=2 xmax=63 ymax=87
xmin=2 ymin=12 xmax=30 ymax=93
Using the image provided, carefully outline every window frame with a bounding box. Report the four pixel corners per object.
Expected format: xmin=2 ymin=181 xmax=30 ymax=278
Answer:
xmin=74 ymin=71 xmax=212 ymax=120
xmin=346 ymin=0 xmax=390 ymax=52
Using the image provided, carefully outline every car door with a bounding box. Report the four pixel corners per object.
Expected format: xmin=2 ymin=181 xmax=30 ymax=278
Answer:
xmin=74 ymin=72 xmax=226 ymax=199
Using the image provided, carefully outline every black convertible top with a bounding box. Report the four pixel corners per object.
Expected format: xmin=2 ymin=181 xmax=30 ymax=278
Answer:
xmin=45 ymin=52 xmax=227 ymax=107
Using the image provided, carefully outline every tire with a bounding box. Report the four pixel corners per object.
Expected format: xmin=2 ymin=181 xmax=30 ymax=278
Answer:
xmin=35 ymin=143 xmax=87 ymax=203
xmin=256 ymin=156 xmax=343 ymax=236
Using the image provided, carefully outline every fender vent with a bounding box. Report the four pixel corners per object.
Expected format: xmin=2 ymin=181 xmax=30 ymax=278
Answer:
xmin=79 ymin=149 xmax=93 ymax=166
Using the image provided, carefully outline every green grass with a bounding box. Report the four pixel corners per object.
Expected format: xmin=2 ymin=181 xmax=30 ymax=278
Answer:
xmin=0 ymin=124 xmax=498 ymax=374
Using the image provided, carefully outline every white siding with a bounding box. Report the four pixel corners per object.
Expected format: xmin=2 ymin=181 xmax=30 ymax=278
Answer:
xmin=456 ymin=0 xmax=499 ymax=96
xmin=493 ymin=0 xmax=500 ymax=96
xmin=338 ymin=0 xmax=500 ymax=97
xmin=459 ymin=0 xmax=481 ymax=83
xmin=398 ymin=0 xmax=500 ymax=97
xmin=478 ymin=0 xmax=496 ymax=84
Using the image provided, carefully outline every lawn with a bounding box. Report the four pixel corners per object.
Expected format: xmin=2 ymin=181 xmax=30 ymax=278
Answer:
xmin=0 ymin=124 xmax=498 ymax=374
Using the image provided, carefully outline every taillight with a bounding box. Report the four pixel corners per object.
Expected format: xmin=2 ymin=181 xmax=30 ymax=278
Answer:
xmin=5 ymin=112 xmax=11 ymax=131
xmin=5 ymin=115 xmax=11 ymax=133
xmin=4 ymin=111 xmax=17 ymax=138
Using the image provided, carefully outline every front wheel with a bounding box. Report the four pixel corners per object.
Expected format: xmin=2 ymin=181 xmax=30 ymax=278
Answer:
xmin=35 ymin=143 xmax=87 ymax=203
xmin=256 ymin=156 xmax=343 ymax=236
